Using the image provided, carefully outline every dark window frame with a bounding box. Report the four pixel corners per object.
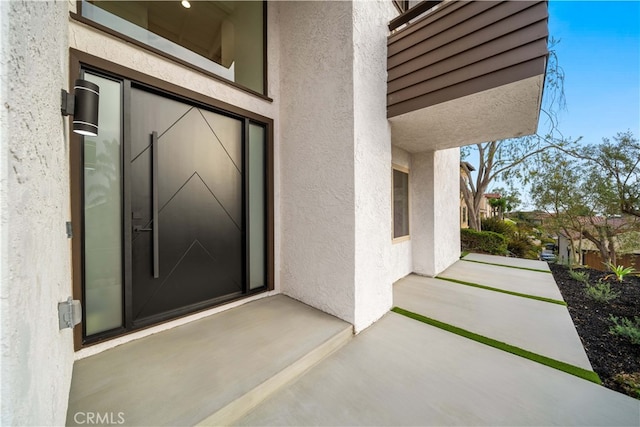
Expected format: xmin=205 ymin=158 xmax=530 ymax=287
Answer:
xmin=392 ymin=164 xmax=410 ymax=241
xmin=71 ymin=1 xmax=271 ymax=101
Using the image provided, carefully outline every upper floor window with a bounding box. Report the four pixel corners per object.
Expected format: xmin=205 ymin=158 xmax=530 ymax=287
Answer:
xmin=81 ymin=1 xmax=265 ymax=94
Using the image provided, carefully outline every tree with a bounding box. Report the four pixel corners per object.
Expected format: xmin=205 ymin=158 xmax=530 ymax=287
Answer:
xmin=460 ymin=42 xmax=573 ymax=231
xmin=530 ymin=135 xmax=640 ymax=267
xmin=460 ymin=134 xmax=576 ymax=230
xmin=565 ymin=132 xmax=640 ymax=218
xmin=487 ymin=186 xmax=520 ymax=220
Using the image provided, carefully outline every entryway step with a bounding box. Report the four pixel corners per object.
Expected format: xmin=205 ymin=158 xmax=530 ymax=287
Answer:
xmin=66 ymin=295 xmax=352 ymax=427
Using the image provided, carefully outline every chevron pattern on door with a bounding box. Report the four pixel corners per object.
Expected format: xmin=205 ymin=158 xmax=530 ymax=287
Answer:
xmin=130 ymin=88 xmax=243 ymax=323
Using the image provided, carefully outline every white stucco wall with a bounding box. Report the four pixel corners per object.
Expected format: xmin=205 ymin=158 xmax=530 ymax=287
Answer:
xmin=411 ymin=148 xmax=461 ymax=277
xmin=0 ymin=1 xmax=74 ymax=425
xmin=352 ymin=0 xmax=396 ymax=332
xmin=278 ymin=1 xmax=396 ymax=331
xmin=278 ymin=1 xmax=356 ymax=324
xmin=432 ymin=148 xmax=462 ymax=274
xmin=390 ymin=146 xmax=413 ymax=282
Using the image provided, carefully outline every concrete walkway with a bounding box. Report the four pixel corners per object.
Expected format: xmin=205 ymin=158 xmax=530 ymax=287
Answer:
xmin=463 ymin=252 xmax=551 ymax=271
xmin=439 ymin=256 xmax=562 ymax=301
xmin=394 ymin=274 xmax=592 ymax=369
xmin=235 ymin=313 xmax=638 ymax=426
xmin=234 ymin=254 xmax=640 ymax=426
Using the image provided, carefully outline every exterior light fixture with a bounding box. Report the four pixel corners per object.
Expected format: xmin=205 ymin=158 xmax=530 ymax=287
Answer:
xmin=181 ymin=0 xmax=191 ymax=8
xmin=61 ymin=79 xmax=100 ymax=137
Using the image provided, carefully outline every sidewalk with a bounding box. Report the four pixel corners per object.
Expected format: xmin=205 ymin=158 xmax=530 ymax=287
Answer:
xmin=233 ymin=255 xmax=640 ymax=426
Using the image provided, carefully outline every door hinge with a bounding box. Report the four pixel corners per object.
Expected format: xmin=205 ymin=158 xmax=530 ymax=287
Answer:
xmin=66 ymin=221 xmax=73 ymax=239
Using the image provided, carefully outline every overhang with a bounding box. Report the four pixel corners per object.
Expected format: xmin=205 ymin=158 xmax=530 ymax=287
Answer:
xmin=388 ymin=1 xmax=549 ymax=153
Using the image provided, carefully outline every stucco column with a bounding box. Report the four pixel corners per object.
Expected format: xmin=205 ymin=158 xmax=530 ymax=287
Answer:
xmin=1 ymin=1 xmax=74 ymax=425
xmin=411 ymin=148 xmax=461 ymax=277
xmin=278 ymin=1 xmax=395 ymax=333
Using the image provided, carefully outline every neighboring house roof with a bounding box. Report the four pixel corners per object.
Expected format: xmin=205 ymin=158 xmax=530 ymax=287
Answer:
xmin=484 ymin=193 xmax=502 ymax=199
xmin=558 ymin=230 xmax=582 ymax=240
xmin=558 ymin=216 xmax=640 ymax=251
xmin=578 ymin=216 xmax=630 ymax=229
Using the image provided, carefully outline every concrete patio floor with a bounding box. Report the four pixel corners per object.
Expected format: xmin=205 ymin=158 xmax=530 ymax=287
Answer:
xmin=67 ymin=254 xmax=640 ymax=426
xmin=66 ymin=296 xmax=352 ymax=426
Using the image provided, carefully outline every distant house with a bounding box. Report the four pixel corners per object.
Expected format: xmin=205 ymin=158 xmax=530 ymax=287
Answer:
xmin=557 ymin=216 xmax=640 ymax=269
xmin=482 ymin=193 xmax=503 ymax=219
xmin=460 ymin=188 xmax=503 ymax=228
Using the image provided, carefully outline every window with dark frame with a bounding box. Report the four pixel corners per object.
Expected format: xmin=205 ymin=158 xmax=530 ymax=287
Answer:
xmin=79 ymin=0 xmax=266 ymax=95
xmin=393 ymin=166 xmax=410 ymax=239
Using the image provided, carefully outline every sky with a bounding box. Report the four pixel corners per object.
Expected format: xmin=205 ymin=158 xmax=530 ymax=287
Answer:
xmin=546 ymin=1 xmax=640 ymax=143
xmin=479 ymin=0 xmax=640 ymax=208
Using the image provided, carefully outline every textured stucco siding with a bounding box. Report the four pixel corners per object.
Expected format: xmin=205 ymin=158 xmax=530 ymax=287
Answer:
xmin=279 ymin=1 xmax=396 ymax=331
xmin=411 ymin=148 xmax=461 ymax=277
xmin=0 ymin=1 xmax=74 ymax=425
xmin=352 ymin=0 xmax=396 ymax=332
xmin=278 ymin=1 xmax=356 ymax=324
xmin=431 ymin=148 xmax=461 ymax=274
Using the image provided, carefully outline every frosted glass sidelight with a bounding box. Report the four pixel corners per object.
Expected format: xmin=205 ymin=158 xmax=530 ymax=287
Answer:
xmin=83 ymin=73 xmax=123 ymax=336
xmin=249 ymin=124 xmax=266 ymax=290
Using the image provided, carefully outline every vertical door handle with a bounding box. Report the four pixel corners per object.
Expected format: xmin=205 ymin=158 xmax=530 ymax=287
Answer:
xmin=151 ymin=131 xmax=160 ymax=279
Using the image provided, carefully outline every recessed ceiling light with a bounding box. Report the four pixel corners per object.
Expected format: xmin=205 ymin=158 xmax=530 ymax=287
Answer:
xmin=181 ymin=1 xmax=191 ymax=9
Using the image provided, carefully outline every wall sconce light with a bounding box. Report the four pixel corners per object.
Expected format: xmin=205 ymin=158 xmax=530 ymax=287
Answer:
xmin=61 ymin=79 xmax=100 ymax=137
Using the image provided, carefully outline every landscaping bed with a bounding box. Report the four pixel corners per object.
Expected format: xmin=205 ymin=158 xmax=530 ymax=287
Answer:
xmin=549 ymin=263 xmax=640 ymax=399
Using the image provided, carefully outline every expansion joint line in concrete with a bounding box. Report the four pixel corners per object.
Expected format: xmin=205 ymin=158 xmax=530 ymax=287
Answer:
xmin=391 ymin=307 xmax=601 ymax=385
xmin=461 ymin=258 xmax=552 ymax=274
xmin=435 ymin=277 xmax=567 ymax=306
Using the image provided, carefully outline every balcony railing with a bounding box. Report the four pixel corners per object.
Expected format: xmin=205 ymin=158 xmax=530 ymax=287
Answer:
xmin=389 ymin=1 xmax=443 ymax=31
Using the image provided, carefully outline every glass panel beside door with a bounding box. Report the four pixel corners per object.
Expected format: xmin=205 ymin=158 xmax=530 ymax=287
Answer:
xmin=83 ymin=72 xmax=124 ymax=336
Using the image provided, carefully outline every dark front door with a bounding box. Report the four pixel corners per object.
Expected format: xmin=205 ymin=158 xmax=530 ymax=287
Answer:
xmin=129 ymin=88 xmax=244 ymax=325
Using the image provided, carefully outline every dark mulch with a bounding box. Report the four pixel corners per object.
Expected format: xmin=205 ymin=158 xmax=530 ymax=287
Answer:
xmin=549 ymin=263 xmax=640 ymax=398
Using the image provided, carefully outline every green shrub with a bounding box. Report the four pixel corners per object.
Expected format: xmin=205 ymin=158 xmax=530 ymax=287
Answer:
xmin=460 ymin=228 xmax=507 ymax=255
xmin=604 ymin=262 xmax=637 ymax=282
xmin=481 ymin=217 xmax=516 ymax=237
xmin=568 ymin=269 xmax=590 ymax=285
xmin=609 ymin=315 xmax=640 ymax=345
xmin=507 ymin=234 xmax=535 ymax=258
xmin=584 ymin=280 xmax=620 ymax=303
